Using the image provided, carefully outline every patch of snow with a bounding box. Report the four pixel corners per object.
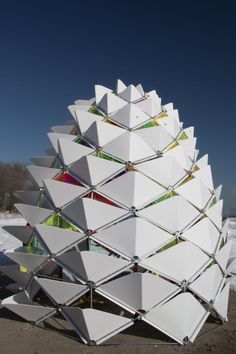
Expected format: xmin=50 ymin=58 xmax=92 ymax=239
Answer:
xmin=226 ymin=218 xmax=236 ymax=291
xmin=0 ymin=217 xmax=26 ymax=254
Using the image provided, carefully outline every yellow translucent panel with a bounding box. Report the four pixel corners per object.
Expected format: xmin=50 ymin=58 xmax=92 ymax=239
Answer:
xmin=43 ymin=214 xmax=77 ymax=231
xmin=157 ymin=239 xmax=178 ymax=253
xmin=178 ymin=131 xmax=188 ymax=140
xmin=165 ymin=141 xmax=179 ymax=152
xmin=20 ymin=266 xmax=28 ymax=273
xmin=137 ymin=120 xmax=158 ymax=129
xmin=95 ymin=151 xmax=121 ymax=163
xmin=156 ymin=112 xmax=168 ymax=120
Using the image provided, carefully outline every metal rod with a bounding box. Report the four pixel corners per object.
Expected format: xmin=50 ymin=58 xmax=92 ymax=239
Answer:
xmin=90 ymin=287 xmax=93 ymax=308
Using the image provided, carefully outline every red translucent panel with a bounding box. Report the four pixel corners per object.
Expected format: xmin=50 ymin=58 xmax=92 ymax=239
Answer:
xmin=85 ymin=192 xmax=117 ymax=206
xmin=56 ymin=172 xmax=84 ymax=186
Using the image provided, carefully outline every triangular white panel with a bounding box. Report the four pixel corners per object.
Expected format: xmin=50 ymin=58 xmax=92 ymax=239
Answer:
xmin=51 ymin=125 xmax=74 ymax=134
xmin=116 ymin=79 xmax=127 ymax=94
xmin=69 ymin=155 xmax=124 ymax=186
xmin=226 ymin=257 xmax=236 ymax=275
xmin=98 ymin=92 xmax=127 ymax=115
xmin=163 ymin=102 xmax=173 ymax=112
xmin=184 ymin=126 xmax=194 ymax=138
xmin=97 ymin=171 xmax=165 ymax=209
xmin=27 ymin=165 xmax=60 ymax=188
xmin=164 ymin=144 xmax=192 ymax=171
xmin=119 ymin=84 xmax=143 ymax=103
xmin=221 ymin=218 xmax=229 ymax=243
xmin=15 ymin=204 xmax=53 ymax=226
xmin=158 ymin=114 xmax=181 ymax=138
xmin=147 ymin=89 xmax=158 ymax=98
xmin=14 ymin=191 xmax=40 ymax=206
xmin=35 ymin=277 xmax=89 ymax=305
xmin=213 ymin=282 xmax=230 ymax=320
xmin=138 ymin=196 xmax=200 ymax=233
xmin=182 ymin=218 xmax=220 ymax=255
xmin=68 ymin=104 xmax=92 ymax=117
xmin=56 ymin=251 xmax=130 ymax=285
xmin=103 ymin=131 xmax=156 ymax=163
xmin=143 ymin=293 xmax=208 ymax=344
xmin=193 ymin=165 xmax=214 ymax=191
xmin=93 ymin=217 xmax=174 ymax=260
xmin=136 ymin=83 xmax=145 ymax=96
xmin=47 ymin=132 xmax=75 ymax=153
xmin=195 ymin=154 xmax=208 ymax=169
xmin=140 ymin=241 xmax=210 ymax=283
xmin=58 ymin=139 xmax=94 ymax=166
xmin=175 ymin=177 xmax=212 ymax=210
xmin=43 ymin=179 xmax=87 ymax=208
xmin=178 ymin=138 xmax=197 ymax=161
xmin=205 ymin=200 xmax=223 ymax=230
xmin=95 ymin=85 xmax=113 ymax=105
xmin=74 ymin=98 xmax=95 ymax=106
xmin=136 ymin=156 xmax=187 ymax=188
xmin=189 ymin=264 xmax=223 ymax=303
xmin=2 ymin=225 xmax=33 ymax=245
xmin=4 ymin=250 xmax=48 ymax=272
xmin=84 ymin=121 xmax=125 ymax=148
xmin=31 ymin=156 xmax=56 ymax=168
xmin=62 ymin=198 xmax=129 ymax=231
xmin=215 ymin=185 xmax=222 ymax=202
xmin=136 ymin=95 xmax=162 ymax=117
xmin=110 ymin=103 xmax=149 ymax=129
xmin=75 ymin=109 xmax=102 ymax=134
xmin=168 ymin=109 xmax=180 ymax=122
xmin=135 ymin=126 xmax=173 ymax=152
xmin=61 ymin=307 xmax=133 ymax=345
xmin=2 ymin=292 xmax=55 ymax=324
xmin=35 ymin=224 xmax=86 ymax=256
xmin=215 ymin=240 xmax=233 ymax=271
xmin=194 ymin=149 xmax=199 ymax=160
xmin=97 ymin=272 xmax=180 ymax=313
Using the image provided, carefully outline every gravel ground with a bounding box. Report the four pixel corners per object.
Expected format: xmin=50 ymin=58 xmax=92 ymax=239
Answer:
xmin=0 ymin=289 xmax=235 ymax=354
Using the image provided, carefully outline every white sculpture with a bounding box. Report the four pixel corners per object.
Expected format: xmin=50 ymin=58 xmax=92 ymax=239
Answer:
xmin=1 ymin=80 xmax=234 ymax=346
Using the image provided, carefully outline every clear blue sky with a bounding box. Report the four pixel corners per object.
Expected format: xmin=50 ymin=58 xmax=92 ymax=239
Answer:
xmin=0 ymin=0 xmax=235 ymax=216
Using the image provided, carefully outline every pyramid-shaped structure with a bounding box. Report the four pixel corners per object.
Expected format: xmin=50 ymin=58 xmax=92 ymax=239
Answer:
xmin=1 ymin=79 xmax=235 ymax=346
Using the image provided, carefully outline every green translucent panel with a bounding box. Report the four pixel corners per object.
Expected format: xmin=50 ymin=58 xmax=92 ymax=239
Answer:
xmin=36 ymin=193 xmax=44 ymax=207
xmin=207 ymin=259 xmax=217 ymax=268
xmin=208 ymin=197 xmax=217 ymax=208
xmin=88 ymin=106 xmax=104 ymax=116
xmin=178 ymin=131 xmax=188 ymax=140
xmin=157 ymin=239 xmax=178 ymax=253
xmin=52 ymin=156 xmax=62 ymax=169
xmin=43 ymin=214 xmax=78 ymax=231
xmin=27 ymin=234 xmax=46 ymax=255
xmin=37 ymin=194 xmax=51 ymax=209
xmin=74 ymin=137 xmax=92 ymax=149
xmin=89 ymin=239 xmax=110 ymax=255
xmin=137 ymin=120 xmax=157 ymax=130
xmin=152 ymin=191 xmax=177 ymax=205
xmin=73 ymin=136 xmax=82 ymax=143
xmin=95 ymin=151 xmax=121 ymax=163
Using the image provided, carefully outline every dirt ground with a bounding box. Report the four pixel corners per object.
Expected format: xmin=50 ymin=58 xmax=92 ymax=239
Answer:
xmin=0 ymin=286 xmax=235 ymax=354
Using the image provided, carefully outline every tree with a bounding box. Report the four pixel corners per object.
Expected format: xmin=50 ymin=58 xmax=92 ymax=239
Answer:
xmin=0 ymin=162 xmax=34 ymax=211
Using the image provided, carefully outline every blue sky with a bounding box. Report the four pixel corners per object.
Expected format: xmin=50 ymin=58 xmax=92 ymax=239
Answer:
xmin=0 ymin=0 xmax=235 ymax=215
